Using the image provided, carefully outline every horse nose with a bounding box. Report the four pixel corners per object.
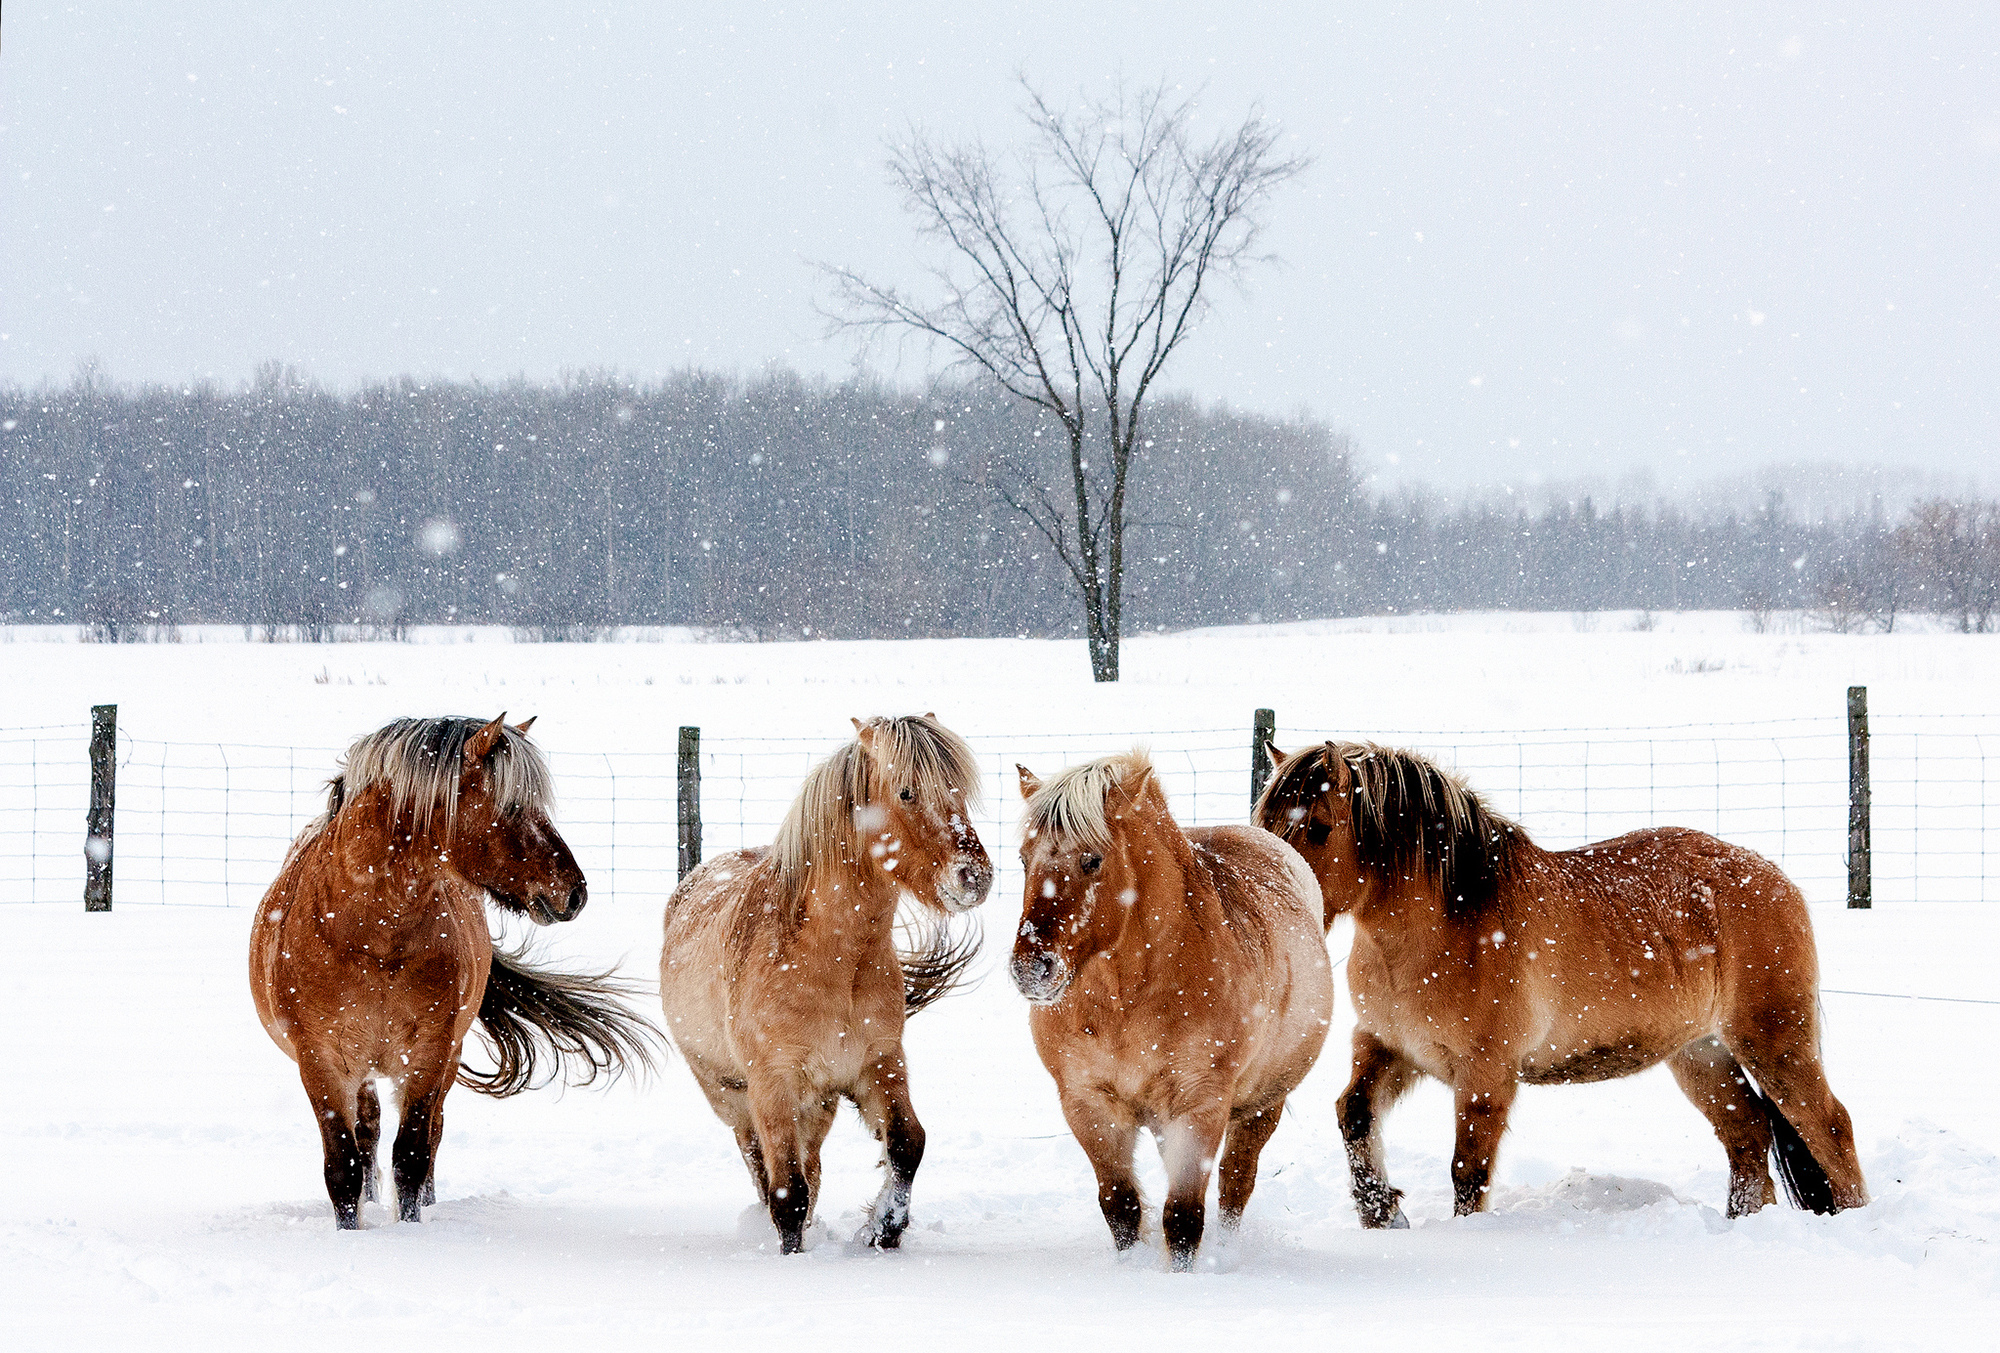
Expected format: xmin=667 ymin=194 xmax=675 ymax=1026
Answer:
xmin=957 ymin=861 xmax=992 ymax=898
xmin=566 ymin=883 xmax=587 ymax=917
xmin=1010 ymin=950 xmax=1057 ymax=994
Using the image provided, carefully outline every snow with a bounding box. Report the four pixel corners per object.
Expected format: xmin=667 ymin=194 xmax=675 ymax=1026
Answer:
xmin=5 ymin=613 xmax=1998 ymax=1349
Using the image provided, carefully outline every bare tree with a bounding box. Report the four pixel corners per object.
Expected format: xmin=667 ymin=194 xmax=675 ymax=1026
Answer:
xmin=823 ymin=79 xmax=1307 ymax=681
xmin=1897 ymin=498 xmax=2000 ymax=632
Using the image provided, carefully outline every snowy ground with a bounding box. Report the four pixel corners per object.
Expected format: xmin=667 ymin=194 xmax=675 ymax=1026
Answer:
xmin=5 ymin=614 xmax=1998 ymax=1350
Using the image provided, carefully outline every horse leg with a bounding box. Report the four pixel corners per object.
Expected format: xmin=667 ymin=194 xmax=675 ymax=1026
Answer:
xmin=355 ymin=1080 xmax=383 ymax=1204
xmin=734 ymin=1126 xmax=772 ymax=1206
xmin=1160 ymin=1108 xmax=1229 ymax=1271
xmin=1058 ymin=1089 xmax=1142 ymax=1252
xmin=1726 ymin=1017 xmax=1869 ymax=1213
xmin=1338 ymin=1032 xmax=1421 ymax=1228
xmin=747 ymin=1066 xmax=811 ymax=1253
xmin=1216 ymin=1099 xmax=1286 ymax=1230
xmin=797 ymin=1091 xmax=839 ymax=1236
xmin=391 ymin=1062 xmax=451 ymax=1224
xmin=852 ymin=1051 xmax=925 ymax=1250
xmin=1450 ymin=1077 xmax=1517 ymax=1216
xmin=298 ymin=1058 xmax=366 ymax=1230
xmin=1668 ymin=1036 xmax=1775 ymax=1217
xmin=420 ymin=1085 xmax=446 ymax=1207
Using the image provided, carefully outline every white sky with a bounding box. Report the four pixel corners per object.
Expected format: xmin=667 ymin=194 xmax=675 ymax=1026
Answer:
xmin=2 ymin=2 xmax=1995 ymax=487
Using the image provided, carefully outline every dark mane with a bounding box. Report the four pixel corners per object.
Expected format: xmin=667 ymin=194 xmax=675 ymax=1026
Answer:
xmin=1259 ymin=741 xmax=1526 ymax=920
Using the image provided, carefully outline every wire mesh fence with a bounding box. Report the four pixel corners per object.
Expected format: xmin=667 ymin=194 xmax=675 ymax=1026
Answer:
xmin=0 ymin=704 xmax=1993 ymax=909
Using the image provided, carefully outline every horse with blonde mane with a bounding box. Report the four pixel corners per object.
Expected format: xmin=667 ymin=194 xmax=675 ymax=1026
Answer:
xmin=660 ymin=714 xmax=992 ymax=1254
xmin=1254 ymin=739 xmax=1868 ymax=1226
xmin=250 ymin=715 xmax=659 ymax=1229
xmin=1011 ymin=750 xmax=1333 ymax=1270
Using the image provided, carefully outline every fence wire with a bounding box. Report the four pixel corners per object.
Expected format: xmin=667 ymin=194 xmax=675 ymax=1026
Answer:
xmin=0 ymin=710 xmax=1992 ymax=909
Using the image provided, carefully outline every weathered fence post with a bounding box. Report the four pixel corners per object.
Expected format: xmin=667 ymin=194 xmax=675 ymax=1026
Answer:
xmin=1847 ymin=685 xmax=1871 ymax=910
xmin=1251 ymin=707 xmax=1276 ymax=810
xmin=86 ymin=703 xmax=116 ymax=912
xmin=677 ymin=725 xmax=702 ymax=882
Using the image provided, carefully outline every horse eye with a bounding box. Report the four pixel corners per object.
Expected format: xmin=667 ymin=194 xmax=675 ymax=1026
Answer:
xmin=899 ymin=787 xmax=914 ymax=802
xmin=1080 ymin=852 xmax=1102 ymax=874
xmin=1305 ymin=821 xmax=1332 ymax=846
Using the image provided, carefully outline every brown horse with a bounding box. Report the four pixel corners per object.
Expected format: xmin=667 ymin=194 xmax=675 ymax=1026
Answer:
xmin=250 ymin=714 xmax=658 ymax=1230
xmin=660 ymin=714 xmax=992 ymax=1254
xmin=1011 ymin=750 xmax=1333 ymax=1270
xmin=1254 ymin=739 xmax=1868 ymax=1228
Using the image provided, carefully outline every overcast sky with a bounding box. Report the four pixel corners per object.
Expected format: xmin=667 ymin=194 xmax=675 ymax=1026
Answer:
xmin=3 ymin=3 xmax=1995 ymax=488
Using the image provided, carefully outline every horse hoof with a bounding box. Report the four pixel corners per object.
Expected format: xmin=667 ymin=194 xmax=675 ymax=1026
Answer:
xmin=1390 ymin=1208 xmax=1411 ymax=1230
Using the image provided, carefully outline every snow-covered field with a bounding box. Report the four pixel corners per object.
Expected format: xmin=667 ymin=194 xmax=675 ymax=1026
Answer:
xmin=6 ymin=613 xmax=1998 ymax=1350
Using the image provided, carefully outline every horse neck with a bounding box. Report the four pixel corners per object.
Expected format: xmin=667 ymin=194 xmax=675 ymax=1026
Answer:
xmin=1101 ymin=807 xmax=1213 ymax=974
xmin=790 ymin=857 xmax=901 ymax=957
xmin=327 ymin=786 xmax=456 ymax=904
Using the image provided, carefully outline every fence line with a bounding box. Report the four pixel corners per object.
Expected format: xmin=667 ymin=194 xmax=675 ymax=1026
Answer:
xmin=0 ymin=701 xmax=1994 ymax=911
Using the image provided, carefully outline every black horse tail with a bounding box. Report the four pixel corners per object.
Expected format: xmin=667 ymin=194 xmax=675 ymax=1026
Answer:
xmin=1750 ymin=1082 xmax=1839 ymax=1215
xmin=899 ymin=914 xmax=981 ymax=1016
xmin=460 ymin=942 xmax=665 ymax=1098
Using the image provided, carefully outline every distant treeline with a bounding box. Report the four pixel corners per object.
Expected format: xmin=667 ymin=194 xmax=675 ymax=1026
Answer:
xmin=1 ymin=367 xmax=1989 ymax=638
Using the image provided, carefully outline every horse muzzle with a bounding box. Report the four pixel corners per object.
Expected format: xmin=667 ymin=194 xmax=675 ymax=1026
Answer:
xmin=1009 ymin=949 xmax=1071 ymax=1005
xmin=516 ymin=883 xmax=587 ymax=926
xmin=937 ymin=856 xmax=993 ymax=913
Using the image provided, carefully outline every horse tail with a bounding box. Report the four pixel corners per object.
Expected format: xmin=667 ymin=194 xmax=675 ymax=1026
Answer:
xmin=460 ymin=942 xmax=665 ymax=1098
xmin=899 ymin=915 xmax=981 ymax=1016
xmin=1751 ymin=1082 xmax=1839 ymax=1214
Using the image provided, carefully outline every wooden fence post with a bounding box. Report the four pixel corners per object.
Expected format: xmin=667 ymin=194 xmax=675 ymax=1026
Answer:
xmin=677 ymin=725 xmax=702 ymax=882
xmin=1251 ymin=707 xmax=1276 ymax=811
xmin=86 ymin=703 xmax=116 ymax=912
xmin=1847 ymin=685 xmax=1871 ymax=909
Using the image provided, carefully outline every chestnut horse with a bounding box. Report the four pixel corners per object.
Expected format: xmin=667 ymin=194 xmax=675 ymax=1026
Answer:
xmin=1254 ymin=740 xmax=1868 ymax=1227
xmin=1012 ymin=750 xmax=1333 ymax=1270
xmin=660 ymin=714 xmax=992 ymax=1254
xmin=250 ymin=715 xmax=658 ymax=1229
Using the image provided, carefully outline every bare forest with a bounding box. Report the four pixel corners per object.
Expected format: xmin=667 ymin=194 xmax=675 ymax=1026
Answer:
xmin=1 ymin=366 xmax=1990 ymax=641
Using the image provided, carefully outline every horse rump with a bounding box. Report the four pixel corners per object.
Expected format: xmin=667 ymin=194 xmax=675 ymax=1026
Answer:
xmin=898 ymin=913 xmax=980 ymax=1015
xmin=1749 ymin=1082 xmax=1839 ymax=1214
xmin=461 ymin=942 xmax=665 ymax=1097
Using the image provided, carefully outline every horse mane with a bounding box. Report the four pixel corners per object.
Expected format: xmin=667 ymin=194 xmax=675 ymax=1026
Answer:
xmin=1021 ymin=748 xmax=1154 ymax=852
xmin=1260 ymin=741 xmax=1525 ymax=920
xmin=299 ymin=716 xmax=553 ymax=847
xmin=768 ymin=714 xmax=980 ymax=927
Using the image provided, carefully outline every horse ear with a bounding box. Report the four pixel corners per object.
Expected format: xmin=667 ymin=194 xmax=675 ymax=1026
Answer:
xmin=924 ymin=711 xmax=937 ymax=721
xmin=465 ymin=714 xmax=507 ymax=767
xmin=852 ymin=717 xmax=879 ymax=752
xmin=512 ymin=715 xmax=537 ymax=735
xmin=1263 ymin=739 xmax=1286 ymax=768
xmin=1016 ymin=764 xmax=1042 ymax=799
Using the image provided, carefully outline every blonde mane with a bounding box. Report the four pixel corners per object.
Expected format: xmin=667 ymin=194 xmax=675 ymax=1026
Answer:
xmin=769 ymin=715 xmax=981 ymax=918
xmin=1022 ymin=748 xmax=1153 ymax=852
xmin=301 ymin=716 xmax=553 ymax=846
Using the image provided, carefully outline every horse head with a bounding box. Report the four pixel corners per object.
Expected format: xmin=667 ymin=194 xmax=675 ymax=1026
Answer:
xmin=849 ymin=714 xmax=992 ymax=914
xmin=450 ymin=714 xmax=587 ymax=926
xmin=1010 ymin=751 xmax=1164 ymax=1005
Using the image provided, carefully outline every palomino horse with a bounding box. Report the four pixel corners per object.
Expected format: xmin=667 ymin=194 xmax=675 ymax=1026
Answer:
xmin=250 ymin=715 xmax=659 ymax=1229
xmin=1012 ymin=750 xmax=1333 ymax=1270
xmin=660 ymin=714 xmax=992 ymax=1254
xmin=1254 ymin=740 xmax=1868 ymax=1226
